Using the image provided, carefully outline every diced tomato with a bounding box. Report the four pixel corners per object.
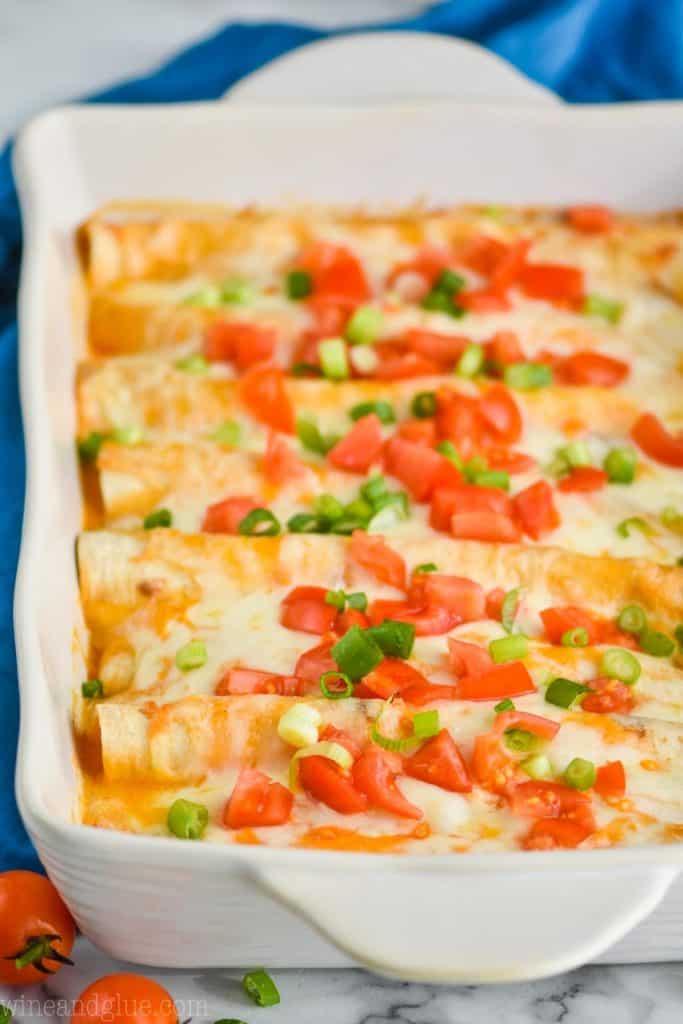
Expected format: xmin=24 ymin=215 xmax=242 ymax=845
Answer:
xmin=409 ymin=573 xmax=486 ymax=622
xmin=295 ymin=637 xmax=337 ymax=683
xmin=397 ymin=417 xmax=438 ymax=446
xmin=368 ymin=599 xmax=460 ymax=636
xmin=459 ymin=234 xmax=508 ymax=276
xmin=509 ymin=780 xmax=593 ymax=822
xmin=451 ymin=510 xmax=521 ymax=543
xmin=486 ymin=587 xmax=506 ymax=621
xmin=518 ymin=263 xmax=585 ymax=303
xmin=485 ymin=448 xmax=537 ymax=474
xmin=401 ymin=682 xmax=460 ymax=705
xmin=489 ymin=239 xmax=532 ymax=291
xmin=594 ymin=760 xmax=626 ymax=799
xmin=478 ymin=383 xmax=523 ymax=444
xmin=291 ymin=332 xmax=323 ymax=370
xmin=281 ymin=586 xmax=339 ymax=635
xmin=471 ymin=732 xmax=517 ymax=794
xmin=319 ymin=724 xmax=364 ymax=760
xmin=299 ymin=241 xmax=370 ymax=303
xmin=202 ymin=495 xmax=259 ymax=533
xmin=404 ymin=729 xmax=472 ymax=793
xmin=581 ymin=677 xmax=635 ymax=715
xmin=458 ymin=289 xmax=512 ymax=313
xmin=566 ymin=204 xmax=613 ymax=234
xmin=431 ymin=456 xmax=466 ymax=492
xmin=349 ymin=531 xmax=406 ymax=590
xmin=523 ymin=818 xmax=594 ymax=849
xmin=362 ymin=658 xmax=430 ymax=699
xmin=558 ymin=466 xmax=608 ymax=493
xmin=306 ymin=295 xmax=356 ymax=337
xmin=373 ymin=349 xmax=441 ymax=380
xmin=299 ymin=755 xmax=368 ymax=815
xmin=447 ymin=637 xmax=494 ymax=678
xmin=403 ymin=328 xmax=468 ymax=365
xmin=435 ymin=392 xmax=482 ymax=456
xmin=224 ymin=768 xmax=293 ymax=828
xmin=240 ymin=365 xmax=295 ymax=433
xmin=262 ymin=430 xmax=306 ymax=484
xmin=383 ymin=437 xmax=450 ymax=501
xmin=513 ymin=480 xmax=560 ymax=539
xmin=215 ymin=667 xmax=305 ymax=697
xmin=493 ymin=710 xmax=560 ymax=741
xmin=328 ymin=414 xmax=384 ymax=474
xmin=485 ymin=330 xmax=525 ymax=368
xmin=204 ymin=320 xmax=277 ymax=370
xmin=386 ymin=246 xmax=452 ymax=289
xmin=631 ymin=412 xmax=683 ymax=468
xmin=352 ymin=747 xmax=422 ymax=819
xmin=540 ymin=606 xmax=602 ymax=646
xmin=430 ymin=483 xmax=512 ymax=532
xmin=456 ymin=661 xmax=536 ymax=701
xmin=599 ymin=623 xmax=639 ymax=650
xmin=559 ymin=350 xmax=629 ymax=388
xmin=336 ymin=608 xmax=370 ymax=634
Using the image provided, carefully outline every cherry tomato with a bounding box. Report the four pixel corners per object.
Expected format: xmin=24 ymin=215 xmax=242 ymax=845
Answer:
xmin=0 ymin=871 xmax=75 ymax=986
xmin=71 ymin=974 xmax=177 ymax=1024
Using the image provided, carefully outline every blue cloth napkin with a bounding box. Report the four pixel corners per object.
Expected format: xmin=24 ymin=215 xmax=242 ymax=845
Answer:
xmin=2 ymin=0 xmax=682 ymax=871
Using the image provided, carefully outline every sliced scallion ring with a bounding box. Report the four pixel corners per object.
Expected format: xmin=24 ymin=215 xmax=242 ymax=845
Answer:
xmin=286 ymin=269 xmax=312 ymax=300
xmin=616 ymin=516 xmax=654 ymax=538
xmin=504 ymin=728 xmax=539 ymax=753
xmin=238 ymin=508 xmax=281 ymax=536
xmin=504 ymin=362 xmax=553 ymax=391
xmin=494 ymin=698 xmax=515 ymax=713
xmin=349 ymin=400 xmax=395 ymax=424
xmin=501 ymin=588 xmax=521 ymax=633
xmin=411 ymin=391 xmax=437 ymax=419
xmin=489 ymin=633 xmax=529 ymax=664
xmin=319 ymin=338 xmax=349 ymax=380
xmin=413 ymin=709 xmax=440 ymax=739
xmin=455 ymin=343 xmax=485 ymax=378
xmin=638 ymin=628 xmax=675 ymax=658
xmin=332 ymin=626 xmax=383 ymax=679
xmin=617 ymin=603 xmax=647 ymax=634
xmin=371 ymin=721 xmax=420 ymax=754
xmin=603 ymin=446 xmax=637 ymax=484
xmin=345 ymin=305 xmax=383 ymax=345
xmin=545 ymin=677 xmax=589 ymax=709
xmin=561 ymin=627 xmax=589 ymax=648
xmin=320 ymin=671 xmax=354 ymax=700
xmin=563 ymin=757 xmax=596 ymax=791
xmin=600 ymin=648 xmax=641 ymax=685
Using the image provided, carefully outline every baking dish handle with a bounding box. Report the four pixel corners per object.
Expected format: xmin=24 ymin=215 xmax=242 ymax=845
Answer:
xmin=256 ymin=863 xmax=676 ymax=982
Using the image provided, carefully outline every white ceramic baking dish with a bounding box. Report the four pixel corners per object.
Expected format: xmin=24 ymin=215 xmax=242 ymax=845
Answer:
xmin=12 ymin=100 xmax=683 ymax=984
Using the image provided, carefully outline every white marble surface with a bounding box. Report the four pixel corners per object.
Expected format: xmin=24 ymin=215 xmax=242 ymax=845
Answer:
xmin=2 ymin=0 xmax=682 ymax=1017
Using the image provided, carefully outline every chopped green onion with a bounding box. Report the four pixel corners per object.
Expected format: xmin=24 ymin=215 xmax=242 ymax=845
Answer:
xmin=545 ymin=677 xmax=589 ymax=708
xmin=489 ymin=634 xmax=529 ymax=664
xmin=600 ymin=648 xmax=641 ymax=685
xmin=111 ymin=425 xmax=144 ymax=445
xmin=638 ymin=628 xmax=675 ymax=658
xmin=277 ymin=703 xmax=321 ymax=747
xmin=360 ymin=474 xmax=388 ymax=506
xmin=413 ymin=709 xmax=440 ymax=739
xmin=350 ymin=400 xmax=396 ymax=424
xmin=564 ymin=757 xmax=596 ymax=791
xmin=436 ymin=440 xmax=465 ymax=470
xmin=367 ymin=619 xmax=415 ymax=660
xmin=175 ymin=354 xmax=210 ymax=374
xmin=319 ymin=338 xmax=349 ymax=380
xmin=583 ymin=293 xmax=624 ymax=324
xmin=78 ymin=431 xmax=106 ymax=462
xmin=330 ymin=515 xmax=370 ymax=535
xmin=494 ymin=698 xmax=515 ymax=713
xmin=243 ymin=969 xmax=281 ymax=1008
xmin=367 ymin=497 xmax=409 ymax=532
xmin=561 ymin=627 xmax=589 ymax=648
xmin=422 ymin=289 xmax=464 ymax=318
xmin=314 ymin=494 xmax=345 ymax=522
xmin=662 ymin=506 xmax=683 ymax=532
xmin=220 ymin=278 xmax=255 ymax=304
xmin=520 ymin=754 xmax=553 ymax=780
xmin=603 ymin=446 xmax=637 ymax=484
xmin=286 ymin=269 xmax=312 ymax=300
xmin=210 ymin=420 xmax=241 ymax=445
xmin=287 ymin=513 xmax=328 ymax=533
xmin=0 ymin=1004 xmax=11 ymax=1024
xmin=291 ymin=361 xmax=321 ymax=377
xmin=81 ymin=678 xmax=103 ymax=699
xmin=463 ymin=455 xmax=488 ymax=482
xmin=332 ymin=625 xmax=384 ymax=680
xmin=559 ymin=440 xmax=592 ymax=469
xmin=411 ymin=391 xmax=437 ymax=418
xmin=436 ymin=268 xmax=466 ymax=294
xmin=414 ymin=562 xmax=438 ymax=574
xmin=182 ymin=284 xmax=222 ymax=307
xmin=471 ymin=469 xmax=510 ymax=491
xmin=320 ymin=671 xmax=354 ymax=700
xmin=345 ymin=305 xmax=384 ymax=345
xmin=238 ymin=508 xmax=281 ymax=536
xmin=371 ymin=721 xmax=419 ymax=753
xmin=501 ymin=588 xmax=521 ymax=633
xmin=504 ymin=362 xmax=553 ymax=390
xmin=296 ymin=416 xmax=335 ymax=456
xmin=167 ymin=798 xmax=209 ymax=840
xmin=616 ymin=516 xmax=654 ymax=538
xmin=347 ymin=592 xmax=368 ymax=611
xmin=675 ymin=624 xmax=683 ymax=647
xmin=504 ymin=728 xmax=538 ymax=753
xmin=175 ymin=639 xmax=208 ymax=671
xmin=325 ymin=589 xmax=347 ymax=611
xmin=455 ymin=343 xmax=485 ymax=378
xmin=143 ymin=508 xmax=172 ymax=530
xmin=342 ymin=496 xmax=374 ymax=522
xmin=617 ymin=603 xmax=647 ymax=634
